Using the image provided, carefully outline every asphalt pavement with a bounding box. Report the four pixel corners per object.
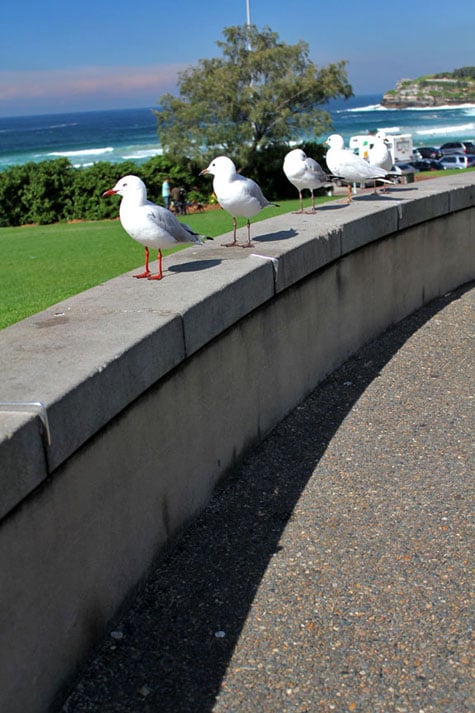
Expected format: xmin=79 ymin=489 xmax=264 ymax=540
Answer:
xmin=60 ymin=281 xmax=474 ymax=713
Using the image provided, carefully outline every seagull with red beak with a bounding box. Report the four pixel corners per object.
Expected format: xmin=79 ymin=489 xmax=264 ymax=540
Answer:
xmin=200 ymin=156 xmax=278 ymax=248
xmin=103 ymin=175 xmax=208 ymax=280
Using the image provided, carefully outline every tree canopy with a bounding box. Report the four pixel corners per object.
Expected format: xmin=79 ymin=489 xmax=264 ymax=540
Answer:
xmin=154 ymin=24 xmax=353 ymax=169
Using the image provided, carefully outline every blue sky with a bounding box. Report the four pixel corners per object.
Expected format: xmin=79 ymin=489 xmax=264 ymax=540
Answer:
xmin=1 ymin=0 xmax=473 ymax=116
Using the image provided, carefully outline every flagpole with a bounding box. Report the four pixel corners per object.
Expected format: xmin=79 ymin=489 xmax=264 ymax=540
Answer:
xmin=245 ymin=0 xmax=252 ymax=51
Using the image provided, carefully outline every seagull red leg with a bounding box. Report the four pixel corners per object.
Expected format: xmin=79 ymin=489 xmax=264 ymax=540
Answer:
xmin=222 ymin=217 xmax=239 ymax=247
xmin=148 ymin=249 xmax=163 ymax=280
xmin=134 ymin=247 xmax=152 ymax=279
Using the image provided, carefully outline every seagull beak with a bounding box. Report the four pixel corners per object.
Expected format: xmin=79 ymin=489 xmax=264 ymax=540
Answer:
xmin=102 ymin=188 xmax=117 ymax=197
xmin=199 ymin=168 xmax=209 ymax=176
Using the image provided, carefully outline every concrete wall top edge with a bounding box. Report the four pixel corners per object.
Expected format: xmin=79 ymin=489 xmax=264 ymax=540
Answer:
xmin=0 ymin=410 xmax=47 ymax=520
xmin=1 ymin=173 xmax=474 ymax=517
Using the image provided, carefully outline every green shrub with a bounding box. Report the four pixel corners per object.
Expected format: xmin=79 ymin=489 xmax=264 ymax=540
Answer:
xmin=0 ymin=143 xmax=327 ymax=227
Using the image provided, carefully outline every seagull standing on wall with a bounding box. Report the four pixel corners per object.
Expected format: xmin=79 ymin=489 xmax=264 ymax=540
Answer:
xmin=103 ymin=175 xmax=208 ymax=280
xmin=200 ymin=156 xmax=278 ymax=248
xmin=325 ymin=134 xmax=392 ymax=203
xmin=283 ymin=148 xmax=328 ymax=213
xmin=368 ymin=131 xmax=393 ymax=193
xmin=368 ymin=131 xmax=393 ymax=173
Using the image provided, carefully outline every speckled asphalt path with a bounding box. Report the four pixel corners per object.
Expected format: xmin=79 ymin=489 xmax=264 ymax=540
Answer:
xmin=61 ymin=282 xmax=474 ymax=713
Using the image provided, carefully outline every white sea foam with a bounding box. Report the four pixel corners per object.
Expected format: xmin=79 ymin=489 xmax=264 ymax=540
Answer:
xmin=345 ymin=103 xmax=388 ymax=113
xmin=48 ymin=123 xmax=79 ymax=129
xmin=416 ymin=122 xmax=475 ymax=136
xmin=49 ymin=147 xmax=114 ymax=157
xmin=346 ymin=102 xmax=475 ymax=114
xmin=411 ymin=103 xmax=475 ymax=112
xmin=122 ymin=148 xmax=163 ymax=159
xmin=376 ymin=126 xmax=401 ymax=134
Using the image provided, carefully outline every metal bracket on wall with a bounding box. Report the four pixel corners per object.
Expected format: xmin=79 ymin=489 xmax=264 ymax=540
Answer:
xmin=0 ymin=401 xmax=52 ymax=447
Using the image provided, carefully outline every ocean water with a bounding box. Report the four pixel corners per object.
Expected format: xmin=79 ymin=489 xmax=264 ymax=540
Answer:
xmin=1 ymin=95 xmax=475 ymax=172
xmin=0 ymin=107 xmax=161 ymax=171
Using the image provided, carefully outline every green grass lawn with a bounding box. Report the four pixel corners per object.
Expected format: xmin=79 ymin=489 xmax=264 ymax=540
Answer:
xmin=0 ymin=198 xmax=309 ymax=329
xmin=1 ymin=169 xmax=469 ymax=330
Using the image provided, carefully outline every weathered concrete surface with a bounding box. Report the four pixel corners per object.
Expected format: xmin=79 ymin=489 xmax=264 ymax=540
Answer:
xmin=60 ymin=283 xmax=474 ymax=713
xmin=1 ymin=174 xmax=474 ymax=508
xmin=0 ymin=174 xmax=474 ymax=713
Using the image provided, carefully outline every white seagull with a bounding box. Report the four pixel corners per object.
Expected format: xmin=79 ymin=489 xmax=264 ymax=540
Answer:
xmin=200 ymin=156 xmax=278 ymax=247
xmin=325 ymin=134 xmax=392 ymax=203
xmin=103 ymin=175 xmax=208 ymax=280
xmin=283 ymin=148 xmax=328 ymax=213
xmin=368 ymin=131 xmax=393 ymax=173
xmin=368 ymin=131 xmax=393 ymax=193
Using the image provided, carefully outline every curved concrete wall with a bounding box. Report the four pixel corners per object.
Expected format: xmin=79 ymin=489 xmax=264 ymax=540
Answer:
xmin=0 ymin=173 xmax=474 ymax=712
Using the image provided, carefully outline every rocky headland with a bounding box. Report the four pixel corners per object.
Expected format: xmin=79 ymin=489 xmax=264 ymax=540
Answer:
xmin=382 ymin=68 xmax=475 ymax=108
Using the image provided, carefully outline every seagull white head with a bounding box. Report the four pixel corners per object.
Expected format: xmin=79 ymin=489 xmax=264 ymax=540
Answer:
xmin=285 ymin=148 xmax=307 ymax=162
xmin=199 ymin=156 xmax=237 ymax=178
xmin=326 ymin=134 xmax=345 ymax=150
xmin=102 ymin=174 xmax=147 ymax=199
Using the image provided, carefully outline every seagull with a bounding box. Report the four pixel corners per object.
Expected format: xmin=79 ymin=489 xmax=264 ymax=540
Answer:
xmin=368 ymin=131 xmax=393 ymax=173
xmin=368 ymin=131 xmax=393 ymax=193
xmin=199 ymin=156 xmax=278 ymax=247
xmin=283 ymin=148 xmax=328 ymax=213
xmin=103 ymin=175 xmax=209 ymax=280
xmin=325 ymin=134 xmax=392 ymax=203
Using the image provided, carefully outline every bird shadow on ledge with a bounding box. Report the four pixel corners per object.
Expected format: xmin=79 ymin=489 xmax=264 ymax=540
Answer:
xmin=58 ymin=281 xmax=473 ymax=713
xmin=353 ymin=192 xmax=404 ymax=202
xmin=253 ymin=228 xmax=298 ymax=242
xmin=168 ymin=259 xmax=222 ymax=273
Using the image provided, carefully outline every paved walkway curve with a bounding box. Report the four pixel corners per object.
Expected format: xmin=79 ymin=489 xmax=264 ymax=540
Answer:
xmin=61 ymin=282 xmax=474 ymax=713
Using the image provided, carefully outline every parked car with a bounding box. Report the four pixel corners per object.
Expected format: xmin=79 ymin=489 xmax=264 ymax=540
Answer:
xmin=410 ymin=159 xmax=445 ymax=172
xmin=439 ymin=154 xmax=475 ymax=169
xmin=412 ymin=146 xmax=442 ymax=160
xmin=439 ymin=141 xmax=475 ymax=156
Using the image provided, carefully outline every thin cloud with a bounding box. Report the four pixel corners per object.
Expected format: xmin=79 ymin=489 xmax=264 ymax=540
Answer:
xmin=0 ymin=64 xmax=187 ymax=109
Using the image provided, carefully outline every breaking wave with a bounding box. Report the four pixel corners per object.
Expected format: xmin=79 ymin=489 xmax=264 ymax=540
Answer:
xmin=49 ymin=147 xmax=114 ymax=158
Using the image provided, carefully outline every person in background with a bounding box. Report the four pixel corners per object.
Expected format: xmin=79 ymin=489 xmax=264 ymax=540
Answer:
xmin=171 ymin=184 xmax=181 ymax=213
xmin=178 ymin=186 xmax=188 ymax=215
xmin=162 ymin=177 xmax=170 ymax=209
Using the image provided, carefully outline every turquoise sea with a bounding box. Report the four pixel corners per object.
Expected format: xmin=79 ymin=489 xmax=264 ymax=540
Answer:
xmin=0 ymin=95 xmax=474 ymax=171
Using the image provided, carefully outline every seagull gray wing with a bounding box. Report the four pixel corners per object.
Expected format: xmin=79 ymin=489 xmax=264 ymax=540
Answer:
xmin=327 ymin=151 xmax=389 ymax=182
xmin=242 ymin=176 xmax=276 ymax=208
xmin=306 ymin=156 xmax=327 ymax=181
xmin=146 ymin=201 xmax=204 ymax=243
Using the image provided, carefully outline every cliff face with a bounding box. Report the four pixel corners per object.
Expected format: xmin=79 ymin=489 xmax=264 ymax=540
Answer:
xmin=382 ymin=75 xmax=475 ymax=108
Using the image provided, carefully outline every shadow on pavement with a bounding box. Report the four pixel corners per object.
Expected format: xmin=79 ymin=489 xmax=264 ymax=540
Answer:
xmin=60 ymin=281 xmax=473 ymax=713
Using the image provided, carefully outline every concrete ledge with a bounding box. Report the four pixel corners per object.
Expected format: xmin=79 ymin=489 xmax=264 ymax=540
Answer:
xmin=0 ymin=173 xmax=474 ymax=713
